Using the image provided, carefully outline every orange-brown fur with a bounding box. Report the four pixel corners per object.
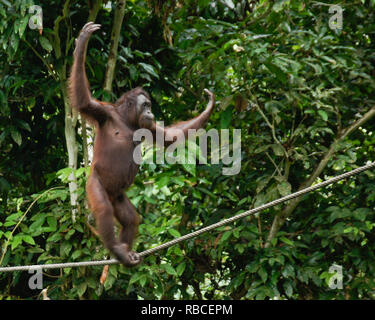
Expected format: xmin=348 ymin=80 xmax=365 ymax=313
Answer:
xmin=68 ymin=22 xmax=215 ymax=266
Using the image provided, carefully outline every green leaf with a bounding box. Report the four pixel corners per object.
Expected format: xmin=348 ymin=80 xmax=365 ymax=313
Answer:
xmin=28 ymin=247 xmax=44 ymax=254
xmin=280 ymin=237 xmax=294 ymax=246
xmin=10 ymin=33 xmax=19 ymax=52
xmin=318 ymin=110 xmax=328 ymax=121
xmin=109 ymin=265 xmax=118 ymax=278
xmin=60 ymin=242 xmax=72 ymax=256
xmin=10 ymin=128 xmax=22 ymax=146
xmin=22 ymin=235 xmax=35 ymax=245
xmin=16 ymin=119 xmax=31 ymax=132
xmin=11 ymin=235 xmax=22 ymax=250
xmin=139 ymin=274 xmax=147 ymax=287
xmin=258 ymin=267 xmax=268 ymax=283
xmin=220 ymin=106 xmax=233 ymax=129
xmin=282 ymin=264 xmax=295 ymax=278
xmin=221 ymin=231 xmax=232 ymax=243
xmin=30 ymin=215 xmax=46 ymax=231
xmin=72 ymin=250 xmax=82 ymax=260
xmin=182 ymin=163 xmax=195 ymax=176
xmin=156 ymin=175 xmax=170 ymax=189
xmin=65 ymin=229 xmax=75 ymax=240
xmin=47 ymin=216 xmax=57 ymax=231
xmin=138 ymin=63 xmax=159 ymax=79
xmin=222 ymin=0 xmax=235 ymax=9
xmin=192 ymin=188 xmax=202 ymax=199
xmin=233 ymin=272 xmax=245 ymax=288
xmin=264 ymin=62 xmax=287 ymax=84
xmin=75 ymin=167 xmax=86 ymax=177
xmin=176 ymin=262 xmax=186 ymax=276
xmin=47 ymin=232 xmax=61 ymax=242
xmin=129 ymin=272 xmax=143 ymax=285
xmin=18 ymin=16 xmax=29 ymax=38
xmin=168 ymin=229 xmax=181 ymax=238
xmin=273 ymin=0 xmax=288 ymax=12
xmin=4 ymin=220 xmax=17 ymax=227
xmin=76 ymin=282 xmax=87 ymax=297
xmin=277 ymin=181 xmax=292 ymax=196
xmin=254 ymin=144 xmax=271 ymax=154
xmin=6 ymin=212 xmax=22 ymax=222
xmin=162 ymin=263 xmax=177 ymax=276
xmin=271 ymin=144 xmax=284 ymax=156
xmin=39 ymin=36 xmax=53 ymax=52
xmin=75 ymin=224 xmax=84 ymax=233
xmin=129 ymin=65 xmax=138 ymax=81
xmin=284 ymin=281 xmax=293 ymax=297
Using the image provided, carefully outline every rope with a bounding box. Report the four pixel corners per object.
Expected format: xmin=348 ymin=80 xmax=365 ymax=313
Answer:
xmin=1 ymin=161 xmax=374 ymax=273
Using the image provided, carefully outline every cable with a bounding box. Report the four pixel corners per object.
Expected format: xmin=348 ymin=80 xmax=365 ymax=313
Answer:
xmin=0 ymin=161 xmax=374 ymax=273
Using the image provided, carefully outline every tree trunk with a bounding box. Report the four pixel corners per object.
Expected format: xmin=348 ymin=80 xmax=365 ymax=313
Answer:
xmin=61 ymin=80 xmax=79 ymax=221
xmin=51 ymin=1 xmax=80 ymax=222
xmin=103 ymin=0 xmax=126 ymax=93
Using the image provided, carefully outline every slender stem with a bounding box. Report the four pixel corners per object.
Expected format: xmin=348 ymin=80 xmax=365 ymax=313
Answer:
xmin=0 ymin=187 xmax=64 ymax=265
xmin=22 ymin=39 xmax=57 ymax=81
xmin=265 ymin=151 xmax=283 ymax=176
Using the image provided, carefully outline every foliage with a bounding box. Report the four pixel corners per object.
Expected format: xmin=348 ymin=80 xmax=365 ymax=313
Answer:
xmin=1 ymin=0 xmax=375 ymax=300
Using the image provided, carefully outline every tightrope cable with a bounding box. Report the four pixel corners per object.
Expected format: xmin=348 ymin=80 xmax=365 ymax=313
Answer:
xmin=0 ymin=161 xmax=374 ymax=272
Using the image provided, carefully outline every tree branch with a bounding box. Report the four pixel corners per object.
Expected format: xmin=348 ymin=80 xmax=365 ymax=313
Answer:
xmin=264 ymin=105 xmax=375 ymax=248
xmin=250 ymin=92 xmax=289 ymax=160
